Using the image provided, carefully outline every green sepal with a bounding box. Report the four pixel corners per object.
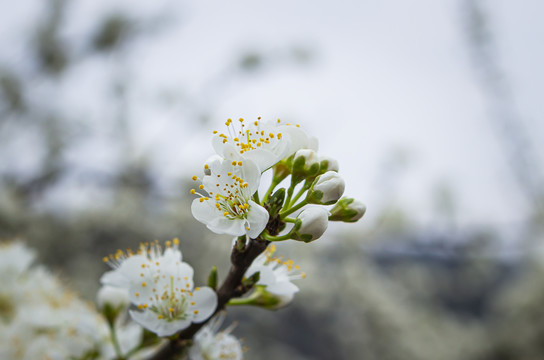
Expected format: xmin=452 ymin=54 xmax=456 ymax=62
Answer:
xmin=242 ymin=271 xmax=260 ymax=289
xmin=266 ymin=188 xmax=286 ymax=217
xmin=207 ymin=266 xmax=218 ymax=290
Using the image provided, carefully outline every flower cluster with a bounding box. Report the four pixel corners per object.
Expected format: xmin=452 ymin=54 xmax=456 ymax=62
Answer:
xmin=2 ymin=116 xmax=365 ymax=360
xmin=0 ymin=241 xmax=140 ymax=360
xmin=101 ymin=239 xmax=217 ymax=337
xmin=235 ymin=244 xmax=306 ymax=309
xmin=90 ymin=116 xmax=365 ymax=357
xmin=191 ymin=117 xmax=365 ymax=243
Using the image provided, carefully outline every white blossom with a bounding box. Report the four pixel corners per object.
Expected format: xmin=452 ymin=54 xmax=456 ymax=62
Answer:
xmin=0 ymin=242 xmax=121 ymax=360
xmin=191 ymin=156 xmax=269 ymax=239
xmin=97 ymin=285 xmax=130 ymax=311
xmin=211 ymin=117 xmax=313 ymax=172
xmin=245 ymin=245 xmax=305 ymax=299
xmin=101 ymin=239 xmax=217 ymax=337
xmin=188 ymin=315 xmax=243 ymax=360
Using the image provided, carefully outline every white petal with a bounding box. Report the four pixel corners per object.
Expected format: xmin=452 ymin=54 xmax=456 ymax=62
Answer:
xmin=266 ymin=281 xmax=299 ymax=296
xmin=278 ymin=125 xmax=309 ymax=154
xmin=100 ymin=270 xmax=127 ymax=288
xmin=190 ymin=287 xmax=218 ymax=323
xmin=100 ymin=255 xmax=148 ymax=288
xmin=239 ymin=158 xmax=261 ymax=193
xmin=246 ymin=201 xmax=269 ymax=239
xmin=129 ymin=310 xmax=191 ymax=337
xmin=246 ymin=264 xmax=275 ymax=287
xmin=191 ymin=199 xmax=219 ymax=224
xmin=211 ymin=136 xmax=226 ymax=157
xmin=243 ymin=149 xmax=282 ymax=173
xmin=162 ymin=248 xmax=183 ymax=264
xmin=212 ymin=136 xmax=239 ymax=160
xmin=206 ymin=217 xmax=247 ymax=236
xmin=204 ymin=154 xmax=224 ymax=168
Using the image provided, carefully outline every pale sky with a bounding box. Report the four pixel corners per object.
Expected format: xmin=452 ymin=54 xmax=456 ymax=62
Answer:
xmin=1 ymin=0 xmax=543 ymax=230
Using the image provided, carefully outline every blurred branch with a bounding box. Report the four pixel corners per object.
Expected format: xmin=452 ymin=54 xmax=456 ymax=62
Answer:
xmin=34 ymin=0 xmax=68 ymax=75
xmin=462 ymin=1 xmax=544 ymax=220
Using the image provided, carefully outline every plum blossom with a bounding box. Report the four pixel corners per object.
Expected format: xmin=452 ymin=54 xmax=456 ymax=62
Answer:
xmin=101 ymin=239 xmax=217 ymax=337
xmin=211 ymin=117 xmax=314 ymax=172
xmin=245 ymin=245 xmax=305 ymax=300
xmin=188 ymin=315 xmax=243 ymax=360
xmin=191 ymin=156 xmax=269 ymax=239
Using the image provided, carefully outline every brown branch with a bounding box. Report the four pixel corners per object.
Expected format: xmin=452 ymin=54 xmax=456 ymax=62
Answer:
xmin=148 ymin=237 xmax=269 ymax=360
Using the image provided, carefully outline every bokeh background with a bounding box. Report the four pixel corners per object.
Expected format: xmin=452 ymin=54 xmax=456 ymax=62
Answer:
xmin=1 ymin=0 xmax=544 ymax=359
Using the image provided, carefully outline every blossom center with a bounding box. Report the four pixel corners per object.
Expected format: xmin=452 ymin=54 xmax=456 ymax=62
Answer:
xmin=192 ymin=162 xmax=252 ymax=220
xmin=214 ymin=117 xmax=285 ymax=155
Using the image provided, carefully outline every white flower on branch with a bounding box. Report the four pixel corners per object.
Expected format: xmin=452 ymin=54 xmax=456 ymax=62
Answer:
xmin=211 ymin=117 xmax=313 ymax=172
xmin=191 ymin=156 xmax=269 ymax=239
xmin=246 ymin=244 xmax=306 ymax=299
xmin=101 ymin=239 xmax=217 ymax=337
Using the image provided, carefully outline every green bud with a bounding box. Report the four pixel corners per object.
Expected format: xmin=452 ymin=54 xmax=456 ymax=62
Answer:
xmin=266 ymin=188 xmax=286 ymax=217
xmin=207 ymin=266 xmax=218 ymax=290
xmin=329 ymin=197 xmax=366 ymax=222
xmin=229 ymin=286 xmax=293 ymax=310
xmin=291 ymin=149 xmax=319 ymax=184
xmin=318 ymin=155 xmax=339 ymax=174
xmin=97 ymin=286 xmax=129 ymax=325
xmin=242 ymin=271 xmax=260 ymax=288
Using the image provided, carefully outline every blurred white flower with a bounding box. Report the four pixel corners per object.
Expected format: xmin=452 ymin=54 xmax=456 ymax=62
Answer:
xmin=0 ymin=241 xmax=125 ymax=360
xmin=191 ymin=156 xmax=269 ymax=239
xmin=97 ymin=285 xmax=130 ymax=311
xmin=188 ymin=315 xmax=243 ymax=360
xmin=101 ymin=239 xmax=217 ymax=337
xmin=245 ymin=245 xmax=305 ymax=299
xmin=0 ymin=241 xmax=35 ymax=275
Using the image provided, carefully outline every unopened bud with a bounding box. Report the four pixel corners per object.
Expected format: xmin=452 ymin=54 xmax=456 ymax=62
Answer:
xmin=307 ymin=171 xmax=345 ymax=205
xmin=292 ymin=149 xmax=320 ymax=183
xmin=329 ymin=197 xmax=366 ymax=222
xmin=234 ymin=286 xmax=294 ymax=310
xmin=318 ymin=155 xmax=339 ymax=173
xmin=97 ymin=285 xmax=130 ymax=324
xmin=293 ymin=207 xmax=329 ymax=242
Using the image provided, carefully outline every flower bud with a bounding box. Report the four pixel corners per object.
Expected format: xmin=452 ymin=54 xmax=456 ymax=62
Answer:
xmin=318 ymin=155 xmax=339 ymax=173
xmin=97 ymin=285 xmax=130 ymax=324
xmin=291 ymin=149 xmax=320 ymax=183
xmin=307 ymin=171 xmax=345 ymax=205
xmin=329 ymin=197 xmax=366 ymax=222
xmin=241 ymin=286 xmax=294 ymax=310
xmin=293 ymin=207 xmax=329 ymax=242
